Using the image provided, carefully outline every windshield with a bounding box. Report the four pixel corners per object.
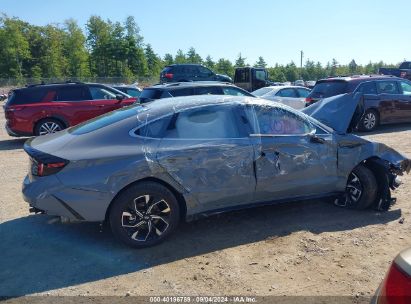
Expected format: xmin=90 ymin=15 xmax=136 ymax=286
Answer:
xmin=310 ymin=81 xmax=348 ymax=99
xmin=252 ymin=87 xmax=273 ymax=96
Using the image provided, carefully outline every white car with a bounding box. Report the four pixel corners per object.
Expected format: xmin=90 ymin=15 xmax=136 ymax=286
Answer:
xmin=252 ymin=86 xmax=311 ymax=110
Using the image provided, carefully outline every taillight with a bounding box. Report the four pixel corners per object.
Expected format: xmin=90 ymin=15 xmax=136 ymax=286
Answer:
xmin=31 ymin=159 xmax=68 ymax=177
xmin=378 ymin=262 xmax=411 ymax=304
xmin=305 ymin=97 xmax=313 ymax=105
xmin=400 ymin=71 xmax=407 ymax=78
xmin=164 ymin=73 xmax=173 ymax=79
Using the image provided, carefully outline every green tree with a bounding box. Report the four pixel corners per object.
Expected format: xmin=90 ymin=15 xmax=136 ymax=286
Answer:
xmin=215 ymin=58 xmax=234 ymax=77
xmin=235 ymin=53 xmax=246 ymax=67
xmin=348 ymin=59 xmax=358 ymax=74
xmin=0 ymin=15 xmax=31 ymax=80
xmin=174 ymin=49 xmax=186 ymax=64
xmin=186 ymin=47 xmax=202 ymax=64
xmin=63 ymin=19 xmax=89 ymax=78
xmin=164 ymin=53 xmax=174 ymax=65
xmin=204 ymin=55 xmax=215 ymax=70
xmin=145 ymin=44 xmax=161 ymax=77
xmin=254 ymin=56 xmax=267 ymax=68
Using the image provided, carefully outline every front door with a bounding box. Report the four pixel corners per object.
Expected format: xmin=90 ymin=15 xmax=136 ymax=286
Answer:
xmin=156 ymin=104 xmax=256 ymax=213
xmin=397 ymin=80 xmax=411 ymax=122
xmin=245 ymin=104 xmax=338 ymax=202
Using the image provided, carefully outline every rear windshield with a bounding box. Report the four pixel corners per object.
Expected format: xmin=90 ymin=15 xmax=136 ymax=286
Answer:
xmin=69 ymin=105 xmax=145 ymax=135
xmin=252 ymin=87 xmax=273 ymax=96
xmin=139 ymin=89 xmax=164 ymax=103
xmin=310 ymin=81 xmax=348 ymax=98
xmin=161 ymin=66 xmax=173 ymax=73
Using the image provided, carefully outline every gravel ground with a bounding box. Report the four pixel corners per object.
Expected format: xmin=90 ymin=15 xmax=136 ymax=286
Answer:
xmin=0 ymin=106 xmax=410 ymax=298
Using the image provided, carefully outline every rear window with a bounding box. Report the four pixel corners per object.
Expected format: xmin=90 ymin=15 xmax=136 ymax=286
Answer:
xmin=7 ymin=87 xmax=50 ymax=105
xmin=162 ymin=66 xmax=173 ymax=73
xmin=234 ymin=69 xmax=250 ymax=83
xmin=139 ymin=89 xmax=164 ymax=103
xmin=252 ymin=87 xmax=273 ymax=96
xmin=69 ymin=106 xmax=145 ymax=135
xmin=310 ymin=81 xmax=348 ymax=98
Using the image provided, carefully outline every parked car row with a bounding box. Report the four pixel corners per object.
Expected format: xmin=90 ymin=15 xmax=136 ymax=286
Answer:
xmin=306 ymin=75 xmax=411 ymax=131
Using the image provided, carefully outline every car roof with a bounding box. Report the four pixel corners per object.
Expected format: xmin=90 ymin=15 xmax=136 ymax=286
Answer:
xmin=262 ymin=85 xmax=309 ymax=92
xmin=318 ymin=75 xmax=399 ymax=83
xmin=146 ymin=81 xmax=235 ymax=90
xmin=16 ymin=82 xmax=109 ymax=91
xmin=165 ymin=64 xmax=203 ymax=67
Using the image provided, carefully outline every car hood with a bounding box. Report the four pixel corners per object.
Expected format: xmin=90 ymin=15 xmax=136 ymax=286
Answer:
xmin=302 ymin=92 xmax=362 ymax=134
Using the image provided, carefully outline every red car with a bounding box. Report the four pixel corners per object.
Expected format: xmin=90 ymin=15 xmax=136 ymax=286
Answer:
xmin=4 ymin=82 xmax=137 ymax=136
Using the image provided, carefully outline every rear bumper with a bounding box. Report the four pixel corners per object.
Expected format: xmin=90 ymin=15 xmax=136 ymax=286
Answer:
xmin=5 ymin=123 xmax=32 ymax=137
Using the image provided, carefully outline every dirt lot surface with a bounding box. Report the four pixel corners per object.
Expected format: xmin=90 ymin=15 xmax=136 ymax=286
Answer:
xmin=0 ymin=106 xmax=410 ymax=298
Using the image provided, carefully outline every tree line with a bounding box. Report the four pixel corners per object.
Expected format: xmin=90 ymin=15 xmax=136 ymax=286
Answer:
xmin=0 ymin=13 xmax=398 ymax=85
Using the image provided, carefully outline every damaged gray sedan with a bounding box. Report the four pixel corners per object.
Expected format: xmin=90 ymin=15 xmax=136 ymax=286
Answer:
xmin=22 ymin=94 xmax=410 ymax=248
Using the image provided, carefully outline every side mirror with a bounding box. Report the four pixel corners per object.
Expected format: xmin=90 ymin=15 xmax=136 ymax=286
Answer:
xmin=115 ymin=94 xmax=124 ymax=102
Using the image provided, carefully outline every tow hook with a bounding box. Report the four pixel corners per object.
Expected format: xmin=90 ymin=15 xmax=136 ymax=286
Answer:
xmin=29 ymin=207 xmax=45 ymax=214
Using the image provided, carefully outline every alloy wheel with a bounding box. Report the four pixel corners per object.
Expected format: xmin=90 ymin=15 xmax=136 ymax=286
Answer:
xmin=363 ymin=112 xmax=376 ymax=130
xmin=335 ymin=172 xmax=363 ymax=207
xmin=39 ymin=122 xmax=62 ymax=135
xmin=121 ymin=194 xmax=171 ymax=242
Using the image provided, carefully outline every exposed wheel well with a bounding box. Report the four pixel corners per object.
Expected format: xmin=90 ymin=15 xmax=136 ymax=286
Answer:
xmin=104 ymin=177 xmax=187 ymax=223
xmin=33 ymin=117 xmax=68 ymax=134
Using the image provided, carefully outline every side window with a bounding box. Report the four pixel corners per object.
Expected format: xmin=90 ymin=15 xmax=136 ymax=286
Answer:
xmin=235 ymin=69 xmax=250 ymax=83
xmin=89 ymin=86 xmax=117 ymax=100
xmin=169 ymin=88 xmax=194 ymax=97
xmin=356 ymin=81 xmax=377 ymax=94
xmin=254 ymin=70 xmax=266 ymax=81
xmin=277 ymin=88 xmax=297 ymax=98
xmin=296 ymin=88 xmax=310 ymax=98
xmin=198 ymin=66 xmax=213 ymax=77
xmin=56 ymin=86 xmax=90 ymax=102
xmin=164 ymin=106 xmax=241 ymax=139
xmin=222 ymin=87 xmax=249 ymax=96
xmin=250 ymin=105 xmax=314 ymax=135
xmin=400 ymin=81 xmax=411 ymax=95
xmin=195 ymin=86 xmax=223 ymax=95
xmin=376 ymin=81 xmax=400 ymax=94
xmin=134 ymin=115 xmax=173 ymax=138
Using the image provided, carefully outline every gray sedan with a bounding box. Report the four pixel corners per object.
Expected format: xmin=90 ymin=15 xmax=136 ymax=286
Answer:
xmin=22 ymin=95 xmax=410 ymax=248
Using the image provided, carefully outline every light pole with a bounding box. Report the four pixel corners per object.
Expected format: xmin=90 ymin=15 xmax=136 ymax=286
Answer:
xmin=300 ymin=50 xmax=304 ymax=79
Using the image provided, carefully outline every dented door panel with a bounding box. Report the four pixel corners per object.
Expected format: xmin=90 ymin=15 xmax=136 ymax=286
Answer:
xmin=251 ymin=134 xmax=338 ymax=202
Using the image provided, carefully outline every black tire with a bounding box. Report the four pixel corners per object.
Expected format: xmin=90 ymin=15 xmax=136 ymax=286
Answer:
xmin=34 ymin=118 xmax=65 ymax=136
xmin=109 ymin=182 xmax=180 ymax=248
xmin=336 ymin=164 xmax=378 ymax=210
xmin=359 ymin=109 xmax=379 ymax=132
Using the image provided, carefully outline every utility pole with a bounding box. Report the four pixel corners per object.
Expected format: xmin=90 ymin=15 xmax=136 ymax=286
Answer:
xmin=300 ymin=50 xmax=304 ymax=79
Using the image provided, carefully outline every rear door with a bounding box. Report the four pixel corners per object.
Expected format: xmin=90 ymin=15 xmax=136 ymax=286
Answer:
xmin=246 ymin=104 xmax=338 ymax=202
xmin=156 ymin=104 xmax=256 ymax=213
xmin=397 ymin=80 xmax=411 ymax=122
xmin=53 ymin=85 xmax=95 ymax=126
xmin=375 ymin=80 xmax=402 ymax=123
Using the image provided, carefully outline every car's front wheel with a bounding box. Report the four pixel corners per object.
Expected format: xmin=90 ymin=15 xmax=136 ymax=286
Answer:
xmin=109 ymin=182 xmax=180 ymax=248
xmin=335 ymin=164 xmax=378 ymax=209
xmin=359 ymin=109 xmax=379 ymax=132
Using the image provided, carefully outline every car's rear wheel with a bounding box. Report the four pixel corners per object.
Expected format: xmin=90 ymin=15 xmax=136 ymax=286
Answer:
xmin=34 ymin=119 xmax=65 ymax=136
xmin=359 ymin=109 xmax=379 ymax=132
xmin=109 ymin=182 xmax=180 ymax=248
xmin=335 ymin=164 xmax=378 ymax=209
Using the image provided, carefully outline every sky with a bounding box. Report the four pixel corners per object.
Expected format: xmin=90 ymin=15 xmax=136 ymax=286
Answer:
xmin=1 ymin=0 xmax=410 ymax=67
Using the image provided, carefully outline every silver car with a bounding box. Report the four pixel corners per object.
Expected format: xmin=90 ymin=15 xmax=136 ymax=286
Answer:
xmin=22 ymin=95 xmax=410 ymax=248
xmin=252 ymin=86 xmax=311 ymax=109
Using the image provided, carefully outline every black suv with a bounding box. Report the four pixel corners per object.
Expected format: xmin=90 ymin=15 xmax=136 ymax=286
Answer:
xmin=139 ymin=82 xmax=254 ymax=103
xmin=305 ymin=75 xmax=397 ymax=106
xmin=160 ymin=64 xmax=232 ymax=83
